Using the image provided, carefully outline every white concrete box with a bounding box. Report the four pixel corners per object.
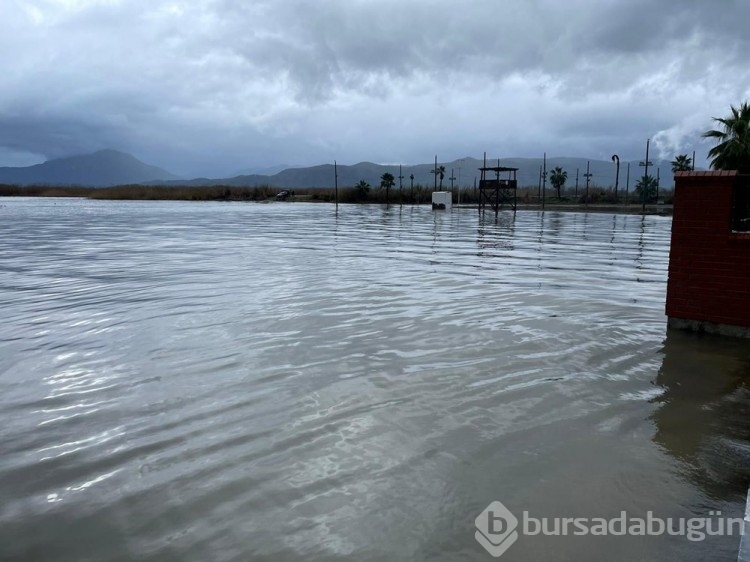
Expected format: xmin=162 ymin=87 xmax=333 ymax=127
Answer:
xmin=431 ymin=191 xmax=452 ymax=211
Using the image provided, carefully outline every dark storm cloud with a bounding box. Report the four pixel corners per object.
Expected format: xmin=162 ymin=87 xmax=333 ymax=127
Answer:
xmin=1 ymin=0 xmax=749 ymax=175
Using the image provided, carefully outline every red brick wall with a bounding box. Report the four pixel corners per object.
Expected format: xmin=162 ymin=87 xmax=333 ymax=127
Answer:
xmin=666 ymin=171 xmax=750 ymax=328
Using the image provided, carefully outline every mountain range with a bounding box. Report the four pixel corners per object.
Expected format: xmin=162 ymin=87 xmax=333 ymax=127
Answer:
xmin=0 ymin=149 xmax=178 ymax=186
xmin=0 ymin=150 xmax=684 ymax=190
xmin=185 ymin=156 xmax=680 ymax=191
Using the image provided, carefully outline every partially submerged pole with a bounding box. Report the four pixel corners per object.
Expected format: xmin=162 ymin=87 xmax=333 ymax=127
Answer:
xmin=625 ymin=162 xmax=630 ymax=205
xmin=656 ymin=166 xmax=660 ymax=202
xmin=642 ymin=139 xmax=650 ymax=213
xmin=334 ymin=160 xmax=338 ymax=210
xmin=434 ymin=155 xmax=438 ymax=192
xmin=542 ymin=152 xmax=547 ymax=209
xmin=538 ymin=165 xmax=542 ymax=201
xmin=398 ymin=164 xmax=404 ymax=207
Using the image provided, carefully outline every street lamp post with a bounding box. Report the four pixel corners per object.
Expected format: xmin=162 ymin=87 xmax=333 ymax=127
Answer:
xmin=611 ymin=154 xmax=620 ymax=203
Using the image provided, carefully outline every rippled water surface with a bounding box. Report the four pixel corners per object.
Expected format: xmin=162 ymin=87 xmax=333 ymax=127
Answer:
xmin=2 ymin=198 xmax=750 ymax=561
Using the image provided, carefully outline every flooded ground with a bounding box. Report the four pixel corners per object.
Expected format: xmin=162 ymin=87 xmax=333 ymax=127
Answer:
xmin=1 ymin=198 xmax=749 ymax=561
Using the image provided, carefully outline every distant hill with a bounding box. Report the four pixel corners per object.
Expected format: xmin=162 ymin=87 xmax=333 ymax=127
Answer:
xmin=161 ymin=156 xmax=684 ymax=191
xmin=0 ymin=149 xmax=179 ymax=186
xmin=0 ymin=150 xmax=685 ymax=190
xmin=233 ymin=163 xmax=296 ymax=176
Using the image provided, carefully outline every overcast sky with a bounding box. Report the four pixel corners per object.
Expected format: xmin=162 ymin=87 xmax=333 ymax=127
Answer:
xmin=2 ymin=0 xmax=749 ymax=177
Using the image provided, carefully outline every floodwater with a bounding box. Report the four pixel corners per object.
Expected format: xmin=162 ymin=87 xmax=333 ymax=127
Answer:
xmin=1 ymin=198 xmax=749 ymax=561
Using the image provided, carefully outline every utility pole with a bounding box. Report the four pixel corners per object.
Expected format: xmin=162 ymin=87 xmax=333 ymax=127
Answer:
xmin=449 ymin=168 xmax=456 ymax=191
xmin=410 ymin=173 xmax=414 ymax=203
xmin=538 ymin=165 xmax=543 ymax=202
xmin=433 ymin=155 xmax=438 ymax=191
xmin=542 ymin=152 xmax=547 ymax=209
xmin=458 ymin=159 xmax=463 ymax=206
xmin=398 ymin=165 xmax=404 ymax=207
xmin=656 ymin=167 xmax=660 ymax=202
xmin=639 ymin=139 xmax=652 ymax=213
xmin=625 ymin=162 xmax=630 ymax=205
xmin=583 ymin=161 xmax=593 ymax=206
xmin=334 ymin=160 xmax=338 ymax=210
xmin=575 ymin=168 xmax=579 ymax=197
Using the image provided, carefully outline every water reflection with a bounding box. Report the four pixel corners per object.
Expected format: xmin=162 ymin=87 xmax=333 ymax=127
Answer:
xmin=476 ymin=212 xmax=515 ymax=253
xmin=652 ymin=329 xmax=750 ymax=500
xmin=1 ymin=199 xmax=729 ymax=561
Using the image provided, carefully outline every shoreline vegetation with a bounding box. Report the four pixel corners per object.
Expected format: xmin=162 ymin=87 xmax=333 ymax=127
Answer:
xmin=0 ymin=183 xmax=673 ymax=213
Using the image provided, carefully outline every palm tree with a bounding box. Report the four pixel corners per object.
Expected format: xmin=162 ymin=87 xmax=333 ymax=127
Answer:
xmin=548 ymin=166 xmax=568 ymax=199
xmin=355 ymin=180 xmax=370 ymax=201
xmin=635 ymin=174 xmax=658 ymax=203
xmin=380 ymin=172 xmax=395 ymax=203
xmin=436 ymin=165 xmax=446 ymax=190
xmin=670 ymin=154 xmax=692 ymax=172
xmin=702 ymin=102 xmax=750 ymax=170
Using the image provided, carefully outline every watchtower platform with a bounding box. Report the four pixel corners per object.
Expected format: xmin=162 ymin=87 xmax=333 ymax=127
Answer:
xmin=479 ymin=161 xmax=518 ymax=215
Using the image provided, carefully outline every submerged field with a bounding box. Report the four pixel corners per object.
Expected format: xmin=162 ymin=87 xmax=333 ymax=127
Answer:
xmin=0 ymin=199 xmax=746 ymax=561
xmin=0 ymin=182 xmax=673 ymax=209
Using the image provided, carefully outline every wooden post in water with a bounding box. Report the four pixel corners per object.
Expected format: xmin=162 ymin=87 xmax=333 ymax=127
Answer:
xmin=496 ymin=159 xmax=501 ymax=216
xmin=334 ymin=161 xmax=338 ymax=210
xmin=625 ymin=162 xmax=630 ymax=205
xmin=398 ymin=165 xmax=404 ymax=207
xmin=584 ymin=161 xmax=592 ymax=208
xmin=542 ymin=152 xmax=547 ymax=209
xmin=538 ymin=165 xmax=542 ymax=202
xmin=434 ymin=155 xmax=438 ymax=192
xmin=480 ymin=153 xmax=486 ymax=215
xmin=457 ymin=160 xmax=462 ymax=206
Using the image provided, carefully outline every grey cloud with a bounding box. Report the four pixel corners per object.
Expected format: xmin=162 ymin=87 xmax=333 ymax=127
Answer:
xmin=0 ymin=0 xmax=748 ymax=175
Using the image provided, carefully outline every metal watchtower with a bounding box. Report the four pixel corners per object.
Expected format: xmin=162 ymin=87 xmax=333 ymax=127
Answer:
xmin=478 ymin=156 xmax=518 ymax=215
